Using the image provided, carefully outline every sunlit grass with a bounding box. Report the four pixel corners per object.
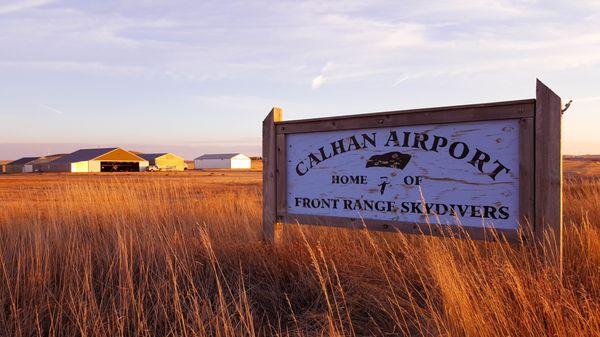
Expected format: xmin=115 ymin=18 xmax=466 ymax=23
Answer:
xmin=0 ymin=172 xmax=598 ymax=336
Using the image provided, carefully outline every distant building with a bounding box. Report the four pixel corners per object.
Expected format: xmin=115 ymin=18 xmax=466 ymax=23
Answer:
xmin=139 ymin=153 xmax=186 ymax=171
xmin=49 ymin=148 xmax=148 ymax=172
xmin=29 ymin=154 xmax=66 ymax=172
xmin=194 ymin=153 xmax=252 ymax=169
xmin=5 ymin=157 xmax=39 ymax=173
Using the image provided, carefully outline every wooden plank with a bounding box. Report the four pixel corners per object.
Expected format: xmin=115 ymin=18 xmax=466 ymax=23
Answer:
xmin=276 ymin=100 xmax=534 ymax=134
xmin=534 ymin=79 xmax=563 ymax=275
xmin=276 ymin=133 xmax=287 ymax=217
xmin=284 ymin=213 xmax=522 ymax=243
xmin=262 ymin=107 xmax=283 ymax=243
xmin=519 ymin=117 xmax=535 ymax=242
xmin=278 ymin=99 xmax=534 ymax=126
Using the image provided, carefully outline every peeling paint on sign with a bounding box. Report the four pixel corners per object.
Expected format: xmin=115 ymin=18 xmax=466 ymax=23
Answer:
xmin=286 ymin=119 xmax=520 ymax=229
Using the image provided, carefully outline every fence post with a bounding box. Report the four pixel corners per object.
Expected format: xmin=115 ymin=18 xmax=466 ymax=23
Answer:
xmin=263 ymin=107 xmax=283 ymax=243
xmin=534 ymin=79 xmax=563 ymax=277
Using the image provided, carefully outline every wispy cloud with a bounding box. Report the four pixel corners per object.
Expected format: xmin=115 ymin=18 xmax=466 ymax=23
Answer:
xmin=0 ymin=0 xmax=55 ymax=15
xmin=0 ymin=61 xmax=145 ymax=77
xmin=1 ymin=1 xmax=600 ymax=155
xmin=39 ymin=104 xmax=65 ymax=115
xmin=311 ymin=75 xmax=325 ymax=89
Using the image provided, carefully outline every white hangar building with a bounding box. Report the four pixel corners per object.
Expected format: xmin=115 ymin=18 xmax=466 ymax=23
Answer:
xmin=194 ymin=153 xmax=252 ymax=169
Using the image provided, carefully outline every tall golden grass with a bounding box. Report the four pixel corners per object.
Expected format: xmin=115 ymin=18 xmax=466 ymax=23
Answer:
xmin=0 ymin=172 xmax=598 ymax=336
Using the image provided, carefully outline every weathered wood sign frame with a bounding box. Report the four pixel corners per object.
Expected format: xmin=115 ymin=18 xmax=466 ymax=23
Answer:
xmin=263 ymin=80 xmax=562 ymax=268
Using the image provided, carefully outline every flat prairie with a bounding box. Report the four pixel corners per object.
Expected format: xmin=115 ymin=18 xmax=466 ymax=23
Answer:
xmin=0 ymin=163 xmax=598 ymax=336
xmin=564 ymin=158 xmax=600 ymax=177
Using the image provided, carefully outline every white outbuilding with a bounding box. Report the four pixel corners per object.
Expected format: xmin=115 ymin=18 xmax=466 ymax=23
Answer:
xmin=194 ymin=153 xmax=252 ymax=169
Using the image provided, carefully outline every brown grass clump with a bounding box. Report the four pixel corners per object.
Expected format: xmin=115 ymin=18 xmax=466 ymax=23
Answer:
xmin=0 ymin=171 xmax=598 ymax=337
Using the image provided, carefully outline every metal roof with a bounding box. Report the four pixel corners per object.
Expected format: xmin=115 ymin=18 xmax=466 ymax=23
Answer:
xmin=29 ymin=154 xmax=66 ymax=165
xmin=195 ymin=153 xmax=245 ymax=160
xmin=7 ymin=157 xmax=40 ymax=165
xmin=52 ymin=148 xmax=119 ymax=164
xmin=138 ymin=153 xmax=168 ymax=161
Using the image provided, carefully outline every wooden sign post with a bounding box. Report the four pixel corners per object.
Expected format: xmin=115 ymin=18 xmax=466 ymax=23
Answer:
xmin=263 ymin=80 xmax=562 ymax=271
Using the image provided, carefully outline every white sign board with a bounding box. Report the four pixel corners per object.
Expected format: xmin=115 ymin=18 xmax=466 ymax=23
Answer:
xmin=286 ymin=119 xmax=520 ymax=229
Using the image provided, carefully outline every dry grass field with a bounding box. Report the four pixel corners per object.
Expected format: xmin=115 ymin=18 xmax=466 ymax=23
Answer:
xmin=0 ymin=163 xmax=598 ymax=336
xmin=564 ymin=158 xmax=600 ymax=177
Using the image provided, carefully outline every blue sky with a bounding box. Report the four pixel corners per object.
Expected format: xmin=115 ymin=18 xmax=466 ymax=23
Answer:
xmin=1 ymin=0 xmax=599 ymax=159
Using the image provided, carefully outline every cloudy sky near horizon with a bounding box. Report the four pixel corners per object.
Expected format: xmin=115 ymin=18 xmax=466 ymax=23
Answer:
xmin=1 ymin=0 xmax=599 ymax=159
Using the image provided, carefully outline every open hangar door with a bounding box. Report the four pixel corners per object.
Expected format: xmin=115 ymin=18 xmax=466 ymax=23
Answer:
xmin=100 ymin=161 xmax=139 ymax=172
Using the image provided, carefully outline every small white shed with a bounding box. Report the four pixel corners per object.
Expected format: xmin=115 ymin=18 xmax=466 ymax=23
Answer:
xmin=194 ymin=153 xmax=252 ymax=169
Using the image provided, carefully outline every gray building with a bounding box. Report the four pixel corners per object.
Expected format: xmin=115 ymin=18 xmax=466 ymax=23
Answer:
xmin=5 ymin=157 xmax=39 ymax=173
